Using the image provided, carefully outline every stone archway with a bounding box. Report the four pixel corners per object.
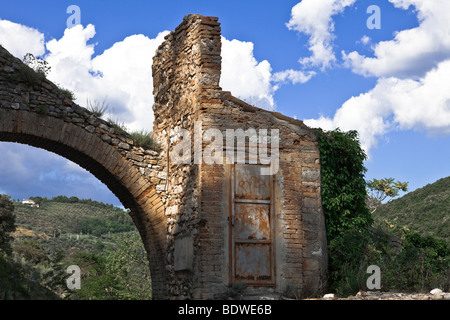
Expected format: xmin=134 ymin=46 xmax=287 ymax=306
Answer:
xmin=0 ymin=46 xmax=168 ymax=298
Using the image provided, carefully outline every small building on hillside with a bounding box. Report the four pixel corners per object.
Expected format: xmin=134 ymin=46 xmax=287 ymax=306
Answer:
xmin=22 ymin=199 xmax=39 ymax=208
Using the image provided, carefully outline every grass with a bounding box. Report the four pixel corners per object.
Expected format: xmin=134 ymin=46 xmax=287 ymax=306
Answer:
xmin=130 ymin=129 xmax=159 ymax=150
xmin=106 ymin=117 xmax=160 ymax=151
xmin=107 ymin=117 xmax=129 ymax=136
xmin=86 ymin=98 xmax=108 ymax=118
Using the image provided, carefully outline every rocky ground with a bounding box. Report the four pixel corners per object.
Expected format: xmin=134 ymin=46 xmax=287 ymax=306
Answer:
xmin=320 ymin=289 xmax=450 ymax=300
xmin=237 ymin=288 xmax=450 ymax=300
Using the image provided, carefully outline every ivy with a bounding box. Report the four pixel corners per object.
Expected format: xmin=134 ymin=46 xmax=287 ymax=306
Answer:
xmin=316 ymin=129 xmax=372 ymax=244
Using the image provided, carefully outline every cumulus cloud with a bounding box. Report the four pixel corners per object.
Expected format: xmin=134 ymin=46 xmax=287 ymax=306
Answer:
xmin=45 ymin=25 xmax=169 ymax=131
xmin=0 ymin=19 xmax=45 ymax=59
xmin=220 ymin=37 xmax=277 ymax=110
xmin=342 ymin=0 xmax=450 ymax=79
xmin=302 ymin=0 xmax=450 ymax=154
xmin=286 ymin=0 xmax=357 ymax=70
xmin=305 ymin=59 xmax=450 ymax=153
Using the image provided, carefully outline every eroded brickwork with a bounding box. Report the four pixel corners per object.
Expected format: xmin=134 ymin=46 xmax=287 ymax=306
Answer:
xmin=152 ymin=14 xmax=327 ymax=299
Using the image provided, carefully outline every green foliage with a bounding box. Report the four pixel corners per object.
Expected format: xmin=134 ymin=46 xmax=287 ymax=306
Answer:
xmin=76 ymin=216 xmax=134 ymax=236
xmin=18 ymin=64 xmax=46 ymax=85
xmin=66 ymin=232 xmax=151 ymax=300
xmin=4 ymin=196 xmax=152 ymax=300
xmin=65 ymin=252 xmax=123 ymax=300
xmin=315 ymin=129 xmax=372 ymax=243
xmin=226 ymin=282 xmax=248 ymax=298
xmin=0 ymin=195 xmax=16 ymax=255
xmin=14 ymin=239 xmax=47 ymax=264
xmin=107 ymin=117 xmax=129 ymax=136
xmin=107 ymin=117 xmax=160 ymax=151
xmin=328 ymin=226 xmax=450 ymax=296
xmin=35 ymin=105 xmax=48 ymax=115
xmin=58 ymin=86 xmax=76 ymax=100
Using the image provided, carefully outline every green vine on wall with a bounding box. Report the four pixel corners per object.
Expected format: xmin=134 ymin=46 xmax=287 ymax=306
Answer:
xmin=315 ymin=128 xmax=372 ymax=244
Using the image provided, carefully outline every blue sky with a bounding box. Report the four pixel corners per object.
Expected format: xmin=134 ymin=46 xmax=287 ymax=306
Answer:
xmin=0 ymin=0 xmax=449 ymax=207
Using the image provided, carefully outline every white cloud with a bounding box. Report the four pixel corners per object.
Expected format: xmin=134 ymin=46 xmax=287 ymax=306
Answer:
xmin=0 ymin=18 xmax=281 ymax=125
xmin=360 ymin=35 xmax=371 ymax=46
xmin=0 ymin=19 xmax=45 ymax=59
xmin=272 ymin=69 xmax=316 ymax=85
xmin=220 ymin=37 xmax=277 ymax=110
xmin=286 ymin=0 xmax=357 ymax=70
xmin=305 ymin=59 xmax=450 ymax=153
xmin=343 ymin=0 xmax=450 ymax=79
xmin=45 ymin=24 xmax=169 ymax=131
xmin=304 ymin=0 xmax=450 ymax=154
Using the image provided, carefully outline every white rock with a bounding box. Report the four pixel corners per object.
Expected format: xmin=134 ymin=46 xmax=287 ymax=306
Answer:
xmin=430 ymin=288 xmax=443 ymax=295
xmin=323 ymin=293 xmax=335 ymax=299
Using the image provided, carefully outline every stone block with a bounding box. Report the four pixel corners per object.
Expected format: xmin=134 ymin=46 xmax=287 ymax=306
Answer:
xmin=174 ymin=235 xmax=194 ymax=271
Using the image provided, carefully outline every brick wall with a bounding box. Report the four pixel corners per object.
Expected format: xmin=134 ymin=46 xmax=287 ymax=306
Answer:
xmin=152 ymin=14 xmax=327 ymax=299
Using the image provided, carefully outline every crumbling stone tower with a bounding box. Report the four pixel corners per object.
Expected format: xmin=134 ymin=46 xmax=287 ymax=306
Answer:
xmin=152 ymin=14 xmax=328 ymax=299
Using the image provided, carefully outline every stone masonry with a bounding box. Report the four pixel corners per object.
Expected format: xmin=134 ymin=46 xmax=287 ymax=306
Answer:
xmin=151 ymin=14 xmax=327 ymax=298
xmin=0 ymin=14 xmax=328 ymax=299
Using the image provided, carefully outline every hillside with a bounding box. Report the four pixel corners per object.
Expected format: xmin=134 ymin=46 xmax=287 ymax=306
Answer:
xmin=12 ymin=196 xmax=136 ymax=256
xmin=1 ymin=196 xmax=152 ymax=300
xmin=373 ymin=176 xmax=450 ymax=243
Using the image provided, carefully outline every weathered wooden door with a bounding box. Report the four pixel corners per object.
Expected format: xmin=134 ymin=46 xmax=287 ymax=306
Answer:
xmin=230 ymin=164 xmax=275 ymax=286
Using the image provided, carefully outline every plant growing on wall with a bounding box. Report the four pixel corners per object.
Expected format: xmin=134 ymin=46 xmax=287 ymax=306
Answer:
xmin=315 ymin=129 xmax=372 ymax=244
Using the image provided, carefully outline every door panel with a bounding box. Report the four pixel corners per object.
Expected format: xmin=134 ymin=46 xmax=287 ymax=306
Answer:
xmin=235 ymin=243 xmax=272 ymax=282
xmin=230 ymin=164 xmax=275 ymax=286
xmin=234 ymin=164 xmax=270 ymax=200
xmin=235 ymin=203 xmax=270 ymax=240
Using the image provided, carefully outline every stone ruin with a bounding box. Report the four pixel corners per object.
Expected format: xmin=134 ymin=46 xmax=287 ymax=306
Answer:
xmin=0 ymin=14 xmax=328 ymax=299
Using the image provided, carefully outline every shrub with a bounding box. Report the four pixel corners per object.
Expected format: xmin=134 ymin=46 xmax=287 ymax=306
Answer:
xmin=58 ymin=86 xmax=76 ymax=100
xmin=328 ymin=227 xmax=450 ymax=296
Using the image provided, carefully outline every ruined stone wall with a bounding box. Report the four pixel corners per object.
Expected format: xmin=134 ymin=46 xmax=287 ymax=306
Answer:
xmin=152 ymin=14 xmax=327 ymax=299
xmin=151 ymin=14 xmax=224 ymax=298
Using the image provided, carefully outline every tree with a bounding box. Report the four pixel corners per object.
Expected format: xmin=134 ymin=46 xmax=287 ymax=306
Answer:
xmin=23 ymin=53 xmax=51 ymax=77
xmin=0 ymin=195 xmax=16 ymax=256
xmin=366 ymin=178 xmax=409 ymax=213
xmin=14 ymin=239 xmax=47 ymax=264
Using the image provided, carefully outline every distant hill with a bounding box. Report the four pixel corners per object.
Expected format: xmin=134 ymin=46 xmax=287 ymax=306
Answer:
xmin=373 ymin=176 xmax=450 ymax=243
xmin=2 ymin=196 xmax=150 ymax=300
xmin=12 ymin=196 xmax=136 ymax=257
